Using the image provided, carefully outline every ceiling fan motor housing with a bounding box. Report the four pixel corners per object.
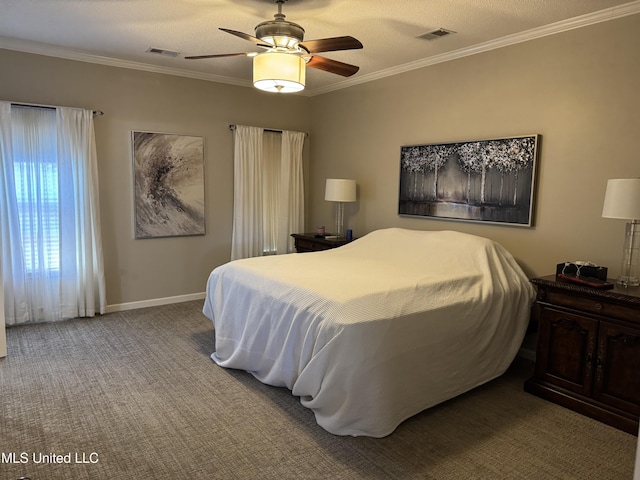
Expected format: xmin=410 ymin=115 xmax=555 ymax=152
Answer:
xmin=255 ymin=19 xmax=305 ymax=49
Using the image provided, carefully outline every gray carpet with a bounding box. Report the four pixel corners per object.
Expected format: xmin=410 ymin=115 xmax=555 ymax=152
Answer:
xmin=0 ymin=300 xmax=635 ymax=480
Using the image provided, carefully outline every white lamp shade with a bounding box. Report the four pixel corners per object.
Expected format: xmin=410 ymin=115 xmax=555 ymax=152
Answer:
xmin=325 ymin=178 xmax=356 ymax=202
xmin=253 ymin=52 xmax=305 ymax=93
xmin=602 ymin=179 xmax=640 ymax=219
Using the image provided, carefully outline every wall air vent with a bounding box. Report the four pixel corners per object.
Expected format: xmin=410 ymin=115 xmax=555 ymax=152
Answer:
xmin=146 ymin=47 xmax=181 ymax=57
xmin=417 ymin=28 xmax=456 ymax=41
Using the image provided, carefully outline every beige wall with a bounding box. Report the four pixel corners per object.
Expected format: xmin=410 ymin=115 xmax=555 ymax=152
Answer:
xmin=0 ymin=49 xmax=310 ymax=307
xmin=1 ymin=12 xmax=639 ymax=308
xmin=308 ymin=13 xmax=640 ymax=279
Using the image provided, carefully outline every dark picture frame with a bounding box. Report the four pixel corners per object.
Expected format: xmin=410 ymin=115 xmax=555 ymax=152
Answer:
xmin=132 ymin=131 xmax=205 ymax=239
xmin=398 ymin=134 xmax=540 ymax=227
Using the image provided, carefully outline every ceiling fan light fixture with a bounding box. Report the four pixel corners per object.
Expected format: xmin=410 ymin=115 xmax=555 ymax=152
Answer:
xmin=253 ymin=52 xmax=305 ymax=93
xmin=188 ymin=0 xmax=361 ymax=83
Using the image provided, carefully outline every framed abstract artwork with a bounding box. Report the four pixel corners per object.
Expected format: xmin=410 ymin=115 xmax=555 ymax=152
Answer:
xmin=398 ymin=134 xmax=540 ymax=227
xmin=132 ymin=131 xmax=205 ymax=238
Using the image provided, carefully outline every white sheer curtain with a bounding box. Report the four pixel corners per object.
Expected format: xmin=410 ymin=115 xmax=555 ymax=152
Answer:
xmin=231 ymin=126 xmax=264 ymax=260
xmin=230 ymin=125 xmax=305 ymax=260
xmin=0 ymin=102 xmax=106 ymax=325
xmin=277 ymin=130 xmax=305 ymax=254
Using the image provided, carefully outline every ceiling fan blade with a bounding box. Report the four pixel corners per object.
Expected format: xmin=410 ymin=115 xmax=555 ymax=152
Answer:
xmin=306 ymin=56 xmax=360 ymax=77
xmin=299 ymin=36 xmax=363 ymax=54
xmin=185 ymin=53 xmax=252 ymax=60
xmin=219 ymin=28 xmax=273 ymax=48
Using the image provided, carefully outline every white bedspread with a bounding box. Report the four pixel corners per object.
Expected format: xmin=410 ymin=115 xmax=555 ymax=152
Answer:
xmin=203 ymin=228 xmax=535 ymax=437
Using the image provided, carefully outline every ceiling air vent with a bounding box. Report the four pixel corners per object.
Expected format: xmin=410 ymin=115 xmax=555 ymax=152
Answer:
xmin=146 ymin=47 xmax=180 ymax=57
xmin=417 ymin=28 xmax=456 ymax=41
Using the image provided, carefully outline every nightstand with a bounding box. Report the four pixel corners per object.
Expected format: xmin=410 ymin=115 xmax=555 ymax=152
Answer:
xmin=525 ymin=275 xmax=640 ymax=434
xmin=290 ymin=233 xmax=353 ymax=253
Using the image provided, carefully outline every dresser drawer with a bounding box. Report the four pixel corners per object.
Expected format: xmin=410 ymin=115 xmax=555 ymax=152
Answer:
xmin=542 ymin=289 xmax=640 ymax=324
xmin=295 ymin=238 xmax=326 ymax=252
xmin=291 ymin=233 xmax=353 ymax=253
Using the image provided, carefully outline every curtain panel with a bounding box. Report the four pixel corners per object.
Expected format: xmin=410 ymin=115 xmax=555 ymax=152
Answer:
xmin=231 ymin=125 xmax=305 ymax=260
xmin=231 ymin=126 xmax=264 ymax=260
xmin=0 ymin=102 xmax=106 ymax=325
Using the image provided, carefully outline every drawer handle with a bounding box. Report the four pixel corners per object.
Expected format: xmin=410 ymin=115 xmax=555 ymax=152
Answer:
xmin=594 ymin=303 xmax=603 ymax=310
xmin=611 ymin=333 xmax=640 ymax=346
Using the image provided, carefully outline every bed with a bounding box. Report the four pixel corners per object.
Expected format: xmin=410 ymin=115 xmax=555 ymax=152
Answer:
xmin=203 ymin=228 xmax=535 ymax=437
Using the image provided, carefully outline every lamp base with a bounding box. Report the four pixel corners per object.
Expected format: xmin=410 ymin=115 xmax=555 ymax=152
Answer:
xmin=617 ymin=220 xmax=640 ymax=288
xmin=615 ymin=275 xmax=639 ymax=287
xmin=334 ymin=202 xmax=345 ymax=238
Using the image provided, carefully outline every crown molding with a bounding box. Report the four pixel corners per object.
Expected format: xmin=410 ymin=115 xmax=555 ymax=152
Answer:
xmin=0 ymin=36 xmax=253 ymax=89
xmin=1 ymin=1 xmax=639 ymax=97
xmin=308 ymin=0 xmax=640 ymax=96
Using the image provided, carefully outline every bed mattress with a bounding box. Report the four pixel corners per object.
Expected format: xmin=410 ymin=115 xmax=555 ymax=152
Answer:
xmin=203 ymin=228 xmax=535 ymax=437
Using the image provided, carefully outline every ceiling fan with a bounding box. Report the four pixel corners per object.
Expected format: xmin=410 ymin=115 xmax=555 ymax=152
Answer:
xmin=185 ymin=0 xmax=363 ymax=92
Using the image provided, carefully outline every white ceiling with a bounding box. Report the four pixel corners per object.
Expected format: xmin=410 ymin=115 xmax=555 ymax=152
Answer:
xmin=1 ymin=0 xmax=639 ymax=96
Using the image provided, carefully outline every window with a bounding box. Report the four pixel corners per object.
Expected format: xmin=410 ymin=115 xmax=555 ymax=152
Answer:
xmin=261 ymin=131 xmax=282 ymax=254
xmin=1 ymin=101 xmax=106 ymax=324
xmin=231 ymin=126 xmax=305 ymax=260
xmin=11 ymin=106 xmax=60 ymax=273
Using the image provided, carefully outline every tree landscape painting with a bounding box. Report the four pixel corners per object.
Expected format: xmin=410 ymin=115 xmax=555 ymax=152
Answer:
xmin=133 ymin=131 xmax=205 ymax=238
xmin=399 ymin=135 xmax=539 ymax=226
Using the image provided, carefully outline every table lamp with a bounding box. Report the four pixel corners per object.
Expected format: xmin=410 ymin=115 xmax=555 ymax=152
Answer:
xmin=325 ymin=179 xmax=356 ymax=238
xmin=602 ymin=178 xmax=640 ymax=287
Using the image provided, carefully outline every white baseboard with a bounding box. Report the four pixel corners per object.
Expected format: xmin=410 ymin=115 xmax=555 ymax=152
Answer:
xmin=105 ymin=292 xmax=206 ymax=313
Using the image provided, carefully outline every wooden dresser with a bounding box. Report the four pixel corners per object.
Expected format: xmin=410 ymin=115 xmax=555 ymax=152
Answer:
xmin=525 ymin=275 xmax=640 ymax=434
xmin=290 ymin=233 xmax=353 ymax=253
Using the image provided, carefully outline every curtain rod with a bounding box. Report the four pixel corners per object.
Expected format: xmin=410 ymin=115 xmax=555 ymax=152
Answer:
xmin=10 ymin=101 xmax=104 ymax=117
xmin=229 ymin=124 xmax=307 ymax=136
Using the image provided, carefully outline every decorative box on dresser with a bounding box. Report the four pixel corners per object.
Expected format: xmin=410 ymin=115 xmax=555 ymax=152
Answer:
xmin=525 ymin=275 xmax=640 ymax=434
xmin=291 ymin=233 xmax=353 ymax=253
